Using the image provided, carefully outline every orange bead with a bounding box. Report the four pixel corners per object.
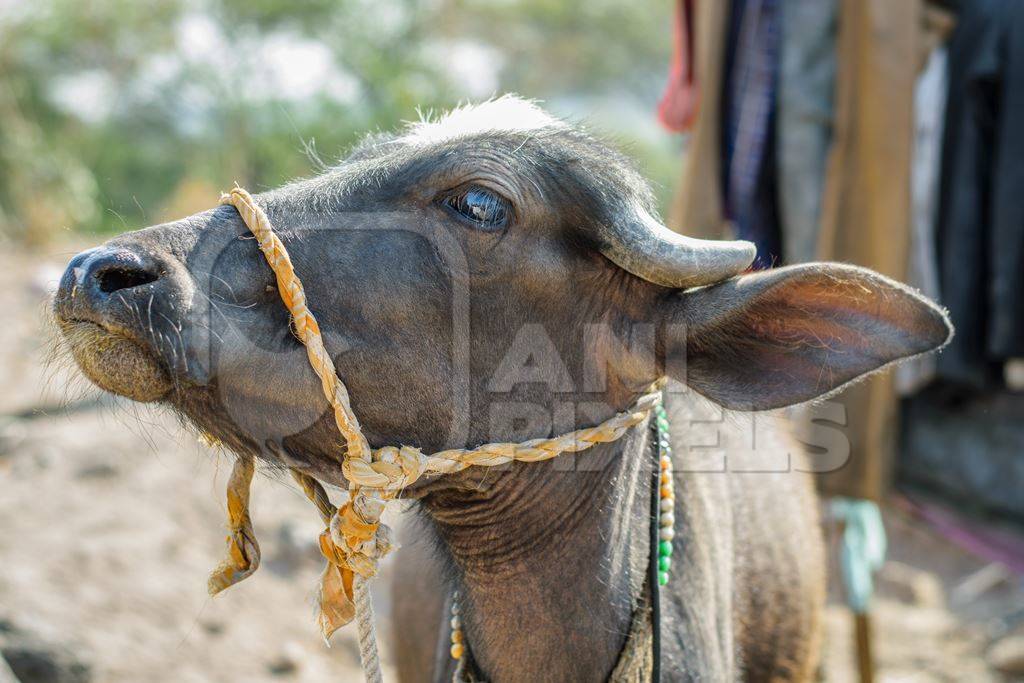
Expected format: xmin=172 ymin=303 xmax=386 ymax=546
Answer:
xmin=451 ymin=643 xmax=464 ymax=660
xmin=660 ymin=485 xmax=673 ymax=499
xmin=660 ymin=472 xmax=672 ymax=485
xmin=451 ymin=630 xmax=463 ymax=644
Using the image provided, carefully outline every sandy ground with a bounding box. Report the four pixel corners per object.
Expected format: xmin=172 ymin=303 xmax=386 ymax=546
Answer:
xmin=1 ymin=244 xmax=1022 ymax=682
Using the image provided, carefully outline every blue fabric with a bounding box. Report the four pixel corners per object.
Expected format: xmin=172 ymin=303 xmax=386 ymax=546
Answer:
xmin=721 ymin=0 xmax=782 ymax=268
xmin=831 ymin=498 xmax=887 ymax=614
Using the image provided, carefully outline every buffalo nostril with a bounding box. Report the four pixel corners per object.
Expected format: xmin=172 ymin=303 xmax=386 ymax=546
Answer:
xmin=95 ymin=264 xmax=159 ymax=293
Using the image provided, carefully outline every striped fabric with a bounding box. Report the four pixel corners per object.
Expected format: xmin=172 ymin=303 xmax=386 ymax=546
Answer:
xmin=721 ymin=0 xmax=782 ymax=267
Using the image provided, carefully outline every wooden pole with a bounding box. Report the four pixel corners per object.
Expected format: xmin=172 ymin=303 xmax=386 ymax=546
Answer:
xmin=854 ymin=611 xmax=874 ymax=683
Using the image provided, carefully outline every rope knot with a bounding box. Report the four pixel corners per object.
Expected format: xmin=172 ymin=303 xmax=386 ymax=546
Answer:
xmin=342 ymin=444 xmax=428 ymax=491
xmin=329 ymin=502 xmax=393 ymax=574
xmin=312 ymin=502 xmax=397 ymax=641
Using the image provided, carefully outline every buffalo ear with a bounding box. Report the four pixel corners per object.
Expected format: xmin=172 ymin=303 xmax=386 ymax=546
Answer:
xmin=662 ymin=264 xmax=953 ymax=411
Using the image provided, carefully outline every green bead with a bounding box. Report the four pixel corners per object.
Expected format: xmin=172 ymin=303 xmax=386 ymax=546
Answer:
xmin=659 ymin=540 xmax=673 ymax=557
xmin=658 ymin=571 xmax=669 ymax=586
xmin=659 ymin=556 xmax=672 ymax=572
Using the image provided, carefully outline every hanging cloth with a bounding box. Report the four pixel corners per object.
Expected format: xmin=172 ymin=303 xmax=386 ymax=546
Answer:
xmin=935 ymin=0 xmax=1024 ymax=388
xmin=720 ymin=0 xmax=782 ymax=267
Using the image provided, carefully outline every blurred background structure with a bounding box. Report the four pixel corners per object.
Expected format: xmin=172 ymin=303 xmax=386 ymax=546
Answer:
xmin=666 ymin=1 xmax=1024 ymax=679
xmin=1 ymin=0 xmax=1023 ymax=681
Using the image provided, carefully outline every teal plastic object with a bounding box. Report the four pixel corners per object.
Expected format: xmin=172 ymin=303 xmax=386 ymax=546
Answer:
xmin=831 ymin=498 xmax=887 ymax=614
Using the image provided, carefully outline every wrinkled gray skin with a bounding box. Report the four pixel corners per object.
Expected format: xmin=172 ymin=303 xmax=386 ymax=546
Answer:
xmin=53 ymin=99 xmax=951 ymax=682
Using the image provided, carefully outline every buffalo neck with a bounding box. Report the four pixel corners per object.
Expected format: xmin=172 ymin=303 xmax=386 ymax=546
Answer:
xmin=419 ymin=420 xmax=653 ymax=681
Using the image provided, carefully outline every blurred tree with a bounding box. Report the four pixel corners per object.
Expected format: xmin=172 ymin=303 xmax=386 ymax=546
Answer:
xmin=0 ymin=0 xmax=673 ymax=245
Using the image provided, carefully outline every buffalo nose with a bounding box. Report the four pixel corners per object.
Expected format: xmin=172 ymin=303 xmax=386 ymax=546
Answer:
xmin=90 ymin=252 xmax=160 ymax=293
xmin=55 ymin=247 xmax=161 ymax=312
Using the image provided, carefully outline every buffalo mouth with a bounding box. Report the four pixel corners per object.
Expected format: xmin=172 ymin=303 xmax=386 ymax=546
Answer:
xmin=57 ymin=317 xmax=172 ymax=403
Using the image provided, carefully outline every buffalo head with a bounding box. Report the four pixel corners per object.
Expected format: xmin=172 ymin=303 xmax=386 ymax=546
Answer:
xmin=52 ymin=97 xmax=951 ymax=485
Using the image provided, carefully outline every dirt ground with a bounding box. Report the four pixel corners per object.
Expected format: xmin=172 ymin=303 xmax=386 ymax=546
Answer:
xmin=2 ymin=244 xmax=1022 ymax=682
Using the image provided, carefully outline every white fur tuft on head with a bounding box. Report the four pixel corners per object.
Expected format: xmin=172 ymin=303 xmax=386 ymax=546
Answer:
xmin=403 ymin=95 xmax=564 ymax=145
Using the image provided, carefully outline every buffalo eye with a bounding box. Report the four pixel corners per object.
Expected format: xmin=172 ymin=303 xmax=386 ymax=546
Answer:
xmin=442 ymin=186 xmax=510 ymax=230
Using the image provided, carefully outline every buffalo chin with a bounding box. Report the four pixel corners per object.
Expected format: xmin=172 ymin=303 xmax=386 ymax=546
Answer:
xmin=59 ymin=320 xmax=172 ymax=402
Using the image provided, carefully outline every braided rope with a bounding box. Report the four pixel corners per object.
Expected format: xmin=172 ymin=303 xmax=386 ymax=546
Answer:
xmin=354 ymin=575 xmax=384 ymax=683
xmin=213 ymin=187 xmax=662 ymax=681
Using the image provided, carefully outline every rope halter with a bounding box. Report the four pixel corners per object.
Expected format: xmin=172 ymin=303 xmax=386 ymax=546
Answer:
xmin=209 ymin=187 xmax=663 ymax=680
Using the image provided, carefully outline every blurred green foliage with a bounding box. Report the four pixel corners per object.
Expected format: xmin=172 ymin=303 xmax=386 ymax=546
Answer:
xmin=0 ymin=0 xmax=678 ymax=245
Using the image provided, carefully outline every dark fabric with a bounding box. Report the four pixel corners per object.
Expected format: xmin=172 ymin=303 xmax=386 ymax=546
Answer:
xmin=936 ymin=0 xmax=1024 ymax=388
xmin=720 ymin=0 xmax=782 ymax=268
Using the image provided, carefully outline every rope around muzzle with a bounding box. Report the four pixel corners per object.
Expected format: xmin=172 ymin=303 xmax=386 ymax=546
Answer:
xmin=209 ymin=186 xmax=663 ymax=681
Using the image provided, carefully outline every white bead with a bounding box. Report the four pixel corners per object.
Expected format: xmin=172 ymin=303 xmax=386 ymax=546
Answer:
xmin=451 ymin=616 xmax=460 ymax=630
xmin=659 ymin=527 xmax=676 ymax=541
xmin=660 ymin=498 xmax=674 ymax=513
xmin=660 ymin=513 xmax=675 ymax=528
